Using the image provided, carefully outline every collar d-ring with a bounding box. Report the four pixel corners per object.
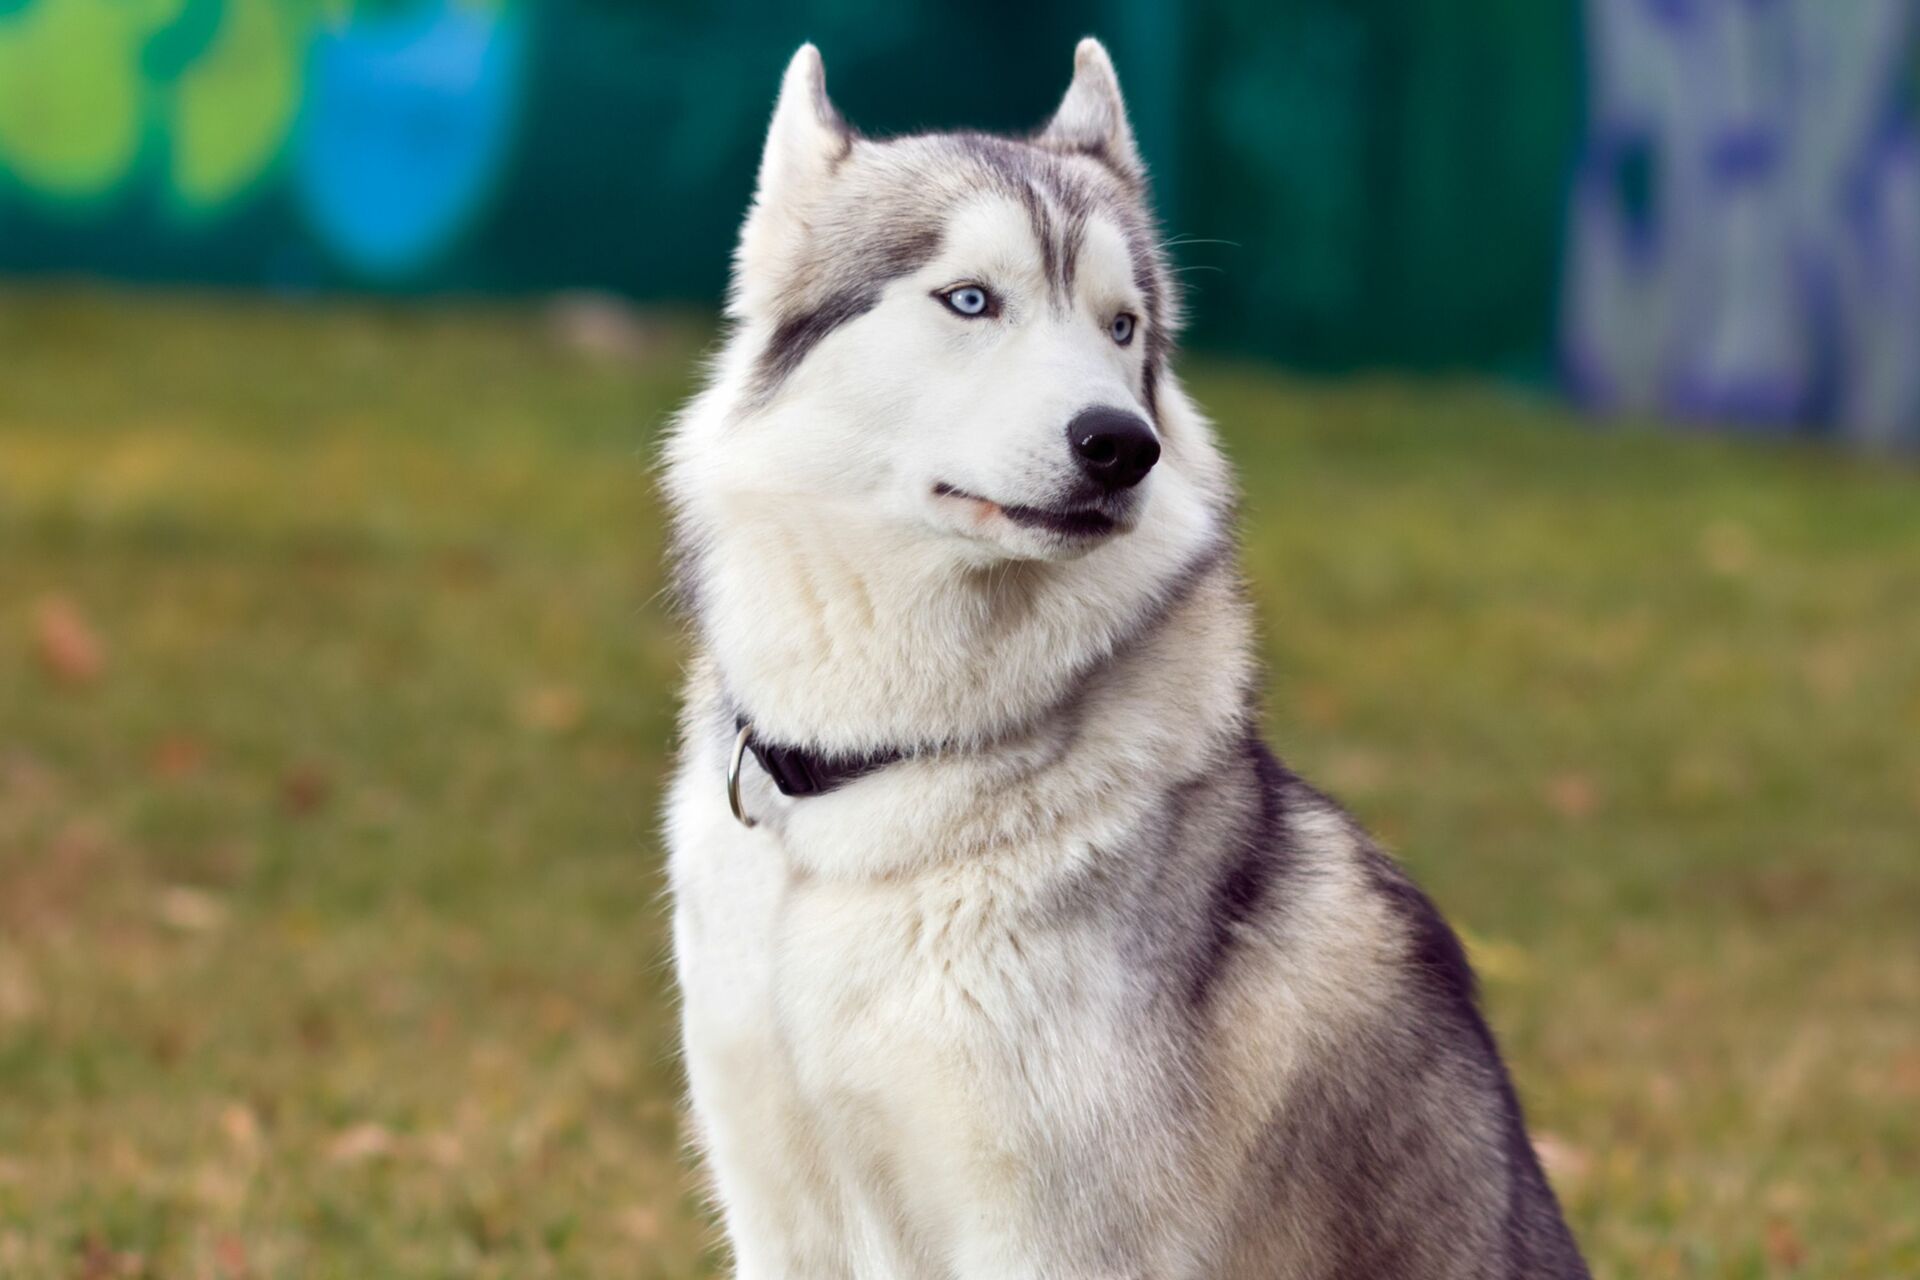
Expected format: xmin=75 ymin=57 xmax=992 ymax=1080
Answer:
xmin=726 ymin=722 xmax=757 ymax=828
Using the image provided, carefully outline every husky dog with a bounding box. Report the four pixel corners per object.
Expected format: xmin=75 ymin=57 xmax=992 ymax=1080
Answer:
xmin=663 ymin=38 xmax=1589 ymax=1279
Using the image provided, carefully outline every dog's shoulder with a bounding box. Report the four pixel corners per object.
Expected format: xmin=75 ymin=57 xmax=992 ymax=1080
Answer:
xmin=1191 ymin=744 xmax=1589 ymax=1278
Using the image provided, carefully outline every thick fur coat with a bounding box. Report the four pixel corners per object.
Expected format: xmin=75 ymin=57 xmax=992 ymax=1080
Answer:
xmin=663 ymin=39 xmax=1590 ymax=1279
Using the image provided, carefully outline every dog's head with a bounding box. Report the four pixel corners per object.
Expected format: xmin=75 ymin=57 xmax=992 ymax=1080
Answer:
xmin=679 ymin=39 xmax=1215 ymax=566
xmin=668 ymin=41 xmax=1236 ymax=753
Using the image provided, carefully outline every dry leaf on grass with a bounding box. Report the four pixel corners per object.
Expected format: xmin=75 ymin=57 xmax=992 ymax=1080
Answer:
xmin=1890 ymin=1049 xmax=1920 ymax=1098
xmin=0 ymin=750 xmax=57 ymax=802
xmin=149 ymin=735 xmax=207 ymax=780
xmin=219 ymin=1103 xmax=261 ymax=1152
xmin=0 ymin=953 xmax=39 ymax=1024
xmin=33 ymin=596 xmax=105 ymax=686
xmin=280 ymin=766 xmax=331 ymax=816
xmin=617 ymin=1204 xmax=663 ymax=1244
xmin=1531 ymin=1132 xmax=1591 ymax=1182
xmin=517 ymin=685 xmax=585 ymax=733
xmin=155 ymin=886 xmax=227 ymax=934
xmin=1765 ymin=1217 xmax=1807 ymax=1269
xmin=419 ymin=1131 xmax=465 ymax=1169
xmin=74 ymin=1236 xmax=146 ymax=1280
xmin=325 ymin=1122 xmax=394 ymax=1165
xmin=546 ymin=292 xmax=668 ymax=362
xmin=214 ymin=1236 xmax=251 ymax=1279
xmin=1545 ymin=771 xmax=1600 ymax=820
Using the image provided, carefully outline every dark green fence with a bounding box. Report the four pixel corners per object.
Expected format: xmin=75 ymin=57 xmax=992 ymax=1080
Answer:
xmin=1175 ymin=1 xmax=1581 ymax=372
xmin=0 ymin=0 xmax=1583 ymax=377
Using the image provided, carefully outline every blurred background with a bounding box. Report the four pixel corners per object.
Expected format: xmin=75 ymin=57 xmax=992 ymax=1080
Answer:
xmin=1 ymin=2 xmax=1917 ymax=1277
xmin=6 ymin=0 xmax=1920 ymax=443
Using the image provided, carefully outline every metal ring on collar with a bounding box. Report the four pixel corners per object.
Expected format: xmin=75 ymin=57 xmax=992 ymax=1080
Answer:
xmin=726 ymin=722 xmax=757 ymax=828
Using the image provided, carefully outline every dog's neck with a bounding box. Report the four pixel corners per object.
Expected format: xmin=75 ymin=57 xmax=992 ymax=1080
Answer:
xmin=677 ymin=500 xmax=1256 ymax=876
xmin=681 ymin=490 xmax=1225 ymax=755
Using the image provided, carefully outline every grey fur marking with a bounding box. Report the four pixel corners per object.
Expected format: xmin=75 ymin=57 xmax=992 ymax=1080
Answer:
xmin=749 ymin=126 xmax=1171 ymax=413
xmin=751 ymin=223 xmax=942 ymax=399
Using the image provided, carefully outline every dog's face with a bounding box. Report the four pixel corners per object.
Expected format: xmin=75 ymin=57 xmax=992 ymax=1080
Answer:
xmin=704 ymin=41 xmax=1183 ymax=565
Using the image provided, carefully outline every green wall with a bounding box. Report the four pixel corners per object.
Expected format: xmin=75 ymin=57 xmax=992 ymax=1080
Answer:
xmin=0 ymin=0 xmax=1582 ymax=375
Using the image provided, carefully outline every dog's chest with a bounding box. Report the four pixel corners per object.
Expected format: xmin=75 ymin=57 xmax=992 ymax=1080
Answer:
xmin=774 ymin=868 xmax=1077 ymax=1094
xmin=674 ymin=801 xmax=1134 ymax=1123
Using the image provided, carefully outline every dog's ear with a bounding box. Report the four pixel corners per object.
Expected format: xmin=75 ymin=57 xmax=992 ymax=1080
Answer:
xmin=733 ymin=45 xmax=851 ymax=317
xmin=752 ymin=44 xmax=850 ymax=212
xmin=1037 ymin=38 xmax=1142 ymax=184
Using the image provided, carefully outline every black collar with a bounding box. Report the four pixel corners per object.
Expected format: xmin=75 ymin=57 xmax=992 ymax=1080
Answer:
xmin=735 ymin=716 xmax=909 ymax=798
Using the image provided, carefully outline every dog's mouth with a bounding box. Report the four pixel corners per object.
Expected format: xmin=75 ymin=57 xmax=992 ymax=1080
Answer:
xmin=932 ymin=483 xmax=1122 ymax=539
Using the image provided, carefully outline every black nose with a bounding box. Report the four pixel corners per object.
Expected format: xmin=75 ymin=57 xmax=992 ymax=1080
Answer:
xmin=1066 ymin=407 xmax=1160 ymax=493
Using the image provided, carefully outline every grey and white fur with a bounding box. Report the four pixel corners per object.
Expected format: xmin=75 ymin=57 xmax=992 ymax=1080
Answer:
xmin=663 ymin=38 xmax=1590 ymax=1279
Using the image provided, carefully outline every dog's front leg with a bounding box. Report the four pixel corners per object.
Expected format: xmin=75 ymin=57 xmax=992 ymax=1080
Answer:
xmin=917 ymin=1140 xmax=1205 ymax=1280
xmin=947 ymin=1240 xmax=1132 ymax=1280
xmin=943 ymin=1220 xmax=1168 ymax=1280
xmin=671 ymin=822 xmax=853 ymax=1278
xmin=683 ymin=1027 xmax=852 ymax=1279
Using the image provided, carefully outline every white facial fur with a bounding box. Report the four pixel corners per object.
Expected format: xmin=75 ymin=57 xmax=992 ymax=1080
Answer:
xmin=736 ymin=196 xmax=1156 ymax=564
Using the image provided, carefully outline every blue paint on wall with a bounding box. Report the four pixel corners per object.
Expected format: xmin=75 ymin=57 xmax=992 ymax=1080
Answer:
xmin=294 ymin=4 xmax=524 ymax=277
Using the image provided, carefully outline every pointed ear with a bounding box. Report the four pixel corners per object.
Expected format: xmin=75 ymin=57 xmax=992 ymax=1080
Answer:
xmin=752 ymin=44 xmax=850 ymax=210
xmin=1037 ymin=38 xmax=1142 ymax=182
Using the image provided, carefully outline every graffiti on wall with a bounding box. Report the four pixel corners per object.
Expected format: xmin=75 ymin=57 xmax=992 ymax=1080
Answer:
xmin=1564 ymin=0 xmax=1920 ymax=446
xmin=0 ymin=0 xmax=523 ymax=277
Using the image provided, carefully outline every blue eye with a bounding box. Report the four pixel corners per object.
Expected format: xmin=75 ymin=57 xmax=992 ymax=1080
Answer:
xmin=1110 ymin=312 xmax=1137 ymax=345
xmin=942 ymin=286 xmax=993 ymax=318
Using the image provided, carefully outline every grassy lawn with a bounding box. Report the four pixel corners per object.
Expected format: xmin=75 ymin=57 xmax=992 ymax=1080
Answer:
xmin=1 ymin=289 xmax=1916 ymax=1278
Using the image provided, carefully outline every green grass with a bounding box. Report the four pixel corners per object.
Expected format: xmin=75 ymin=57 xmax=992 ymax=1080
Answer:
xmin=1 ymin=288 xmax=1916 ymax=1278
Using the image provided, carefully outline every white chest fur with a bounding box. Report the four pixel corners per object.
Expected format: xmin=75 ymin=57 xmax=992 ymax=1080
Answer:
xmin=666 ymin=748 xmax=1214 ymax=1278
